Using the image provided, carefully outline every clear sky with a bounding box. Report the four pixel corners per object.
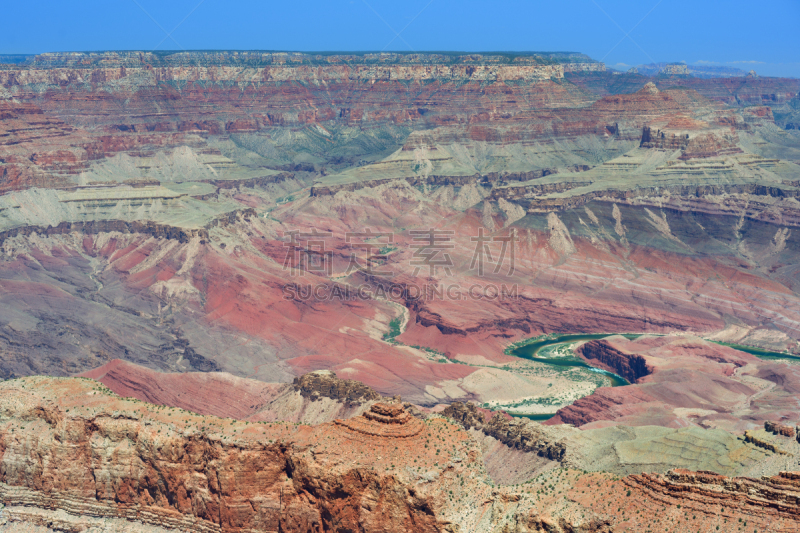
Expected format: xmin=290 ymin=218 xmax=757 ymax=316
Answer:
xmin=2 ymin=0 xmax=799 ymax=77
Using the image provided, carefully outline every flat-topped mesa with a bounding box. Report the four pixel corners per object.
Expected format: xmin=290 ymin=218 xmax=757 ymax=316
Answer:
xmin=11 ymin=50 xmax=593 ymax=68
xmin=640 ymin=125 xmax=690 ymax=150
xmin=334 ymin=402 xmax=424 ymax=438
xmin=765 ymin=420 xmax=796 ymax=438
xmin=293 ymin=370 xmax=382 ymax=405
xmin=0 ymin=52 xmax=569 ymax=84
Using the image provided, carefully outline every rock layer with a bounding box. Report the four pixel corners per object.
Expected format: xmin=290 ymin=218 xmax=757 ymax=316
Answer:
xmin=0 ymin=376 xmax=625 ymax=533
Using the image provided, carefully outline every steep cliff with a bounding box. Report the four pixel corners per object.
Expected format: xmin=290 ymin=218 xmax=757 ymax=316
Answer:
xmin=576 ymin=339 xmax=653 ymax=383
xmin=0 ymin=377 xmax=622 ymax=533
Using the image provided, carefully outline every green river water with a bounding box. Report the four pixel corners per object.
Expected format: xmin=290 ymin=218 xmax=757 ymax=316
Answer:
xmin=503 ymin=333 xmax=800 ymax=421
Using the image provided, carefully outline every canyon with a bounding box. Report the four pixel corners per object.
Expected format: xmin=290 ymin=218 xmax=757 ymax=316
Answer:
xmin=2 ymin=50 xmax=800 ymax=530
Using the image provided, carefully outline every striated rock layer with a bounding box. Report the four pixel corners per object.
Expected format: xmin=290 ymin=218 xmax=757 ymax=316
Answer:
xmin=2 ymin=377 xmax=800 ymax=532
xmin=0 ymin=376 xmax=623 ymax=533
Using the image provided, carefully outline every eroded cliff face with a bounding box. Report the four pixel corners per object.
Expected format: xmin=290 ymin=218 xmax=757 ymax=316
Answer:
xmin=292 ymin=369 xmax=383 ymax=405
xmin=576 ymin=340 xmax=653 ymax=383
xmin=5 ymin=376 xmax=800 ymax=532
xmin=621 ymin=470 xmax=800 ymax=529
xmin=0 ymin=377 xmax=629 ymax=533
xmin=0 ymin=379 xmax=442 ymax=532
xmin=442 ymin=402 xmax=569 ymax=461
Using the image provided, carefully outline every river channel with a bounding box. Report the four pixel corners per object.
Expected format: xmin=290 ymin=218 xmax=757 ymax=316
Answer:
xmin=505 ymin=333 xmax=800 ymax=421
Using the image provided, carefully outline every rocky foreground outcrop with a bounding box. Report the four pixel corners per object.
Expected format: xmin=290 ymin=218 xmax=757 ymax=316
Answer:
xmin=3 ymin=377 xmax=800 ymax=532
xmin=621 ymin=469 xmax=800 ymax=530
xmin=0 ymin=377 xmax=616 ymax=532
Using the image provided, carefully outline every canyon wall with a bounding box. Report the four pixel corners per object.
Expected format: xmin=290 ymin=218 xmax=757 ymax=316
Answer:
xmin=576 ymin=339 xmax=653 ymax=383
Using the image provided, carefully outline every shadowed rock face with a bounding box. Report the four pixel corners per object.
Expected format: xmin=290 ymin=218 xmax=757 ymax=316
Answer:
xmin=546 ymin=335 xmax=798 ymax=430
xmin=765 ymin=420 xmax=796 ymax=438
xmin=577 ymin=339 xmax=653 ymax=383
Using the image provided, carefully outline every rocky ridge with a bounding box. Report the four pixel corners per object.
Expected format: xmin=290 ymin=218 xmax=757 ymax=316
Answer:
xmin=0 ymin=376 xmax=622 ymax=533
xmin=576 ymin=339 xmax=653 ymax=383
xmin=2 ymin=377 xmax=800 ymax=532
xmin=292 ymin=369 xmax=382 ymax=405
xmin=442 ymin=402 xmax=569 ymax=461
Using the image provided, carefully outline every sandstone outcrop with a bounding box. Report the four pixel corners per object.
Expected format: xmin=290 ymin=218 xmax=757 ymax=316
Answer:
xmin=639 ymin=125 xmax=689 ymax=150
xmin=443 ymin=402 xmax=568 ymax=460
xmin=623 ymin=469 xmax=800 ymax=527
xmin=766 ymin=420 xmax=796 ymax=438
xmin=745 ymin=430 xmax=789 ymax=454
xmin=0 ymin=377 xmax=627 ymax=533
xmin=576 ymin=339 xmax=653 ymax=383
xmin=3 ymin=374 xmax=800 ymax=532
xmin=334 ymin=402 xmax=425 ymax=438
xmin=292 ymin=369 xmax=382 ymax=405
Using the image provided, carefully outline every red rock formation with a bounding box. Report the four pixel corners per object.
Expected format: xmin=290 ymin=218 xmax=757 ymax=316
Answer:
xmin=546 ymin=335 xmax=788 ymax=430
xmin=765 ymin=420 xmax=796 ymax=438
xmin=577 ymin=339 xmax=653 ymax=383
xmin=0 ymin=377 xmax=617 ymax=533
xmin=0 ymin=99 xmax=196 ymax=191
xmin=334 ymin=402 xmax=425 ymax=438
xmin=78 ymin=359 xmax=285 ymax=420
xmin=678 ymin=132 xmax=744 ymax=159
xmin=639 ymin=125 xmax=689 ymax=150
xmin=1 ymin=54 xmax=592 ymax=140
xmin=590 ymin=83 xmax=712 ymax=119
xmin=5 ymin=377 xmax=800 ymax=531
xmin=626 ymin=469 xmax=800 ymax=524
xmin=0 ymin=380 xmax=449 ymax=532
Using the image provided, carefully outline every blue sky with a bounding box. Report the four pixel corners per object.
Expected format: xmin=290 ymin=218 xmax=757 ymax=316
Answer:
xmin=2 ymin=0 xmax=799 ymax=77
